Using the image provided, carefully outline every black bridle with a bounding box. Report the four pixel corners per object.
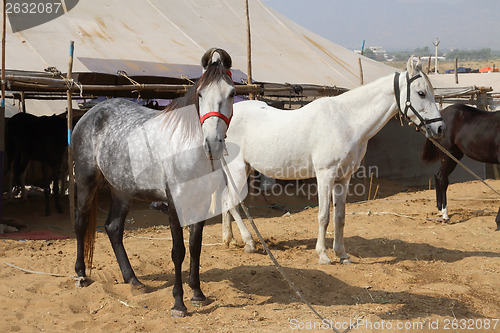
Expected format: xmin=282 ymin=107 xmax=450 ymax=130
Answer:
xmin=393 ymin=72 xmax=443 ymax=131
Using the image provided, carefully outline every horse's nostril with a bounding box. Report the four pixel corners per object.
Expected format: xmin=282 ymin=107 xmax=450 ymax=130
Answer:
xmin=438 ymin=126 xmax=444 ymax=134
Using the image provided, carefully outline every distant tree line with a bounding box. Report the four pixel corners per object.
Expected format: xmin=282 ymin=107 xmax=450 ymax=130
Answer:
xmin=387 ymin=47 xmax=497 ymax=62
xmin=445 ymin=48 xmax=492 ymax=61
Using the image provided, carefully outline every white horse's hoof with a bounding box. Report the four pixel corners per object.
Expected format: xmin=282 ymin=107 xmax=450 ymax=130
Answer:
xmin=244 ymin=241 xmax=257 ymax=253
xmin=223 ymin=238 xmax=238 ymax=248
xmin=318 ymin=253 xmax=332 ymax=265
xmin=318 ymin=258 xmax=332 ymax=265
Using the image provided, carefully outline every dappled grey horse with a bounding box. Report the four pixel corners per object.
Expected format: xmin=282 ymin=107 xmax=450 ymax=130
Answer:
xmin=72 ymin=48 xmax=235 ymax=317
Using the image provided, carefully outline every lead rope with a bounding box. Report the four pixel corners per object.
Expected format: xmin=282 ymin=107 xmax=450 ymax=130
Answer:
xmin=220 ymin=156 xmax=349 ymax=333
xmin=421 ymin=129 xmax=500 ymax=197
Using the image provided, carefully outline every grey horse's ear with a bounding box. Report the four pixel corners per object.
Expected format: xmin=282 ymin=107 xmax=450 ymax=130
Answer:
xmin=201 ymin=48 xmax=232 ymax=71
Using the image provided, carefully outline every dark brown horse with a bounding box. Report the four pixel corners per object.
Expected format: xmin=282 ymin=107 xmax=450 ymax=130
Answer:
xmin=422 ymin=104 xmax=500 ymax=230
xmin=5 ymin=113 xmax=67 ymax=216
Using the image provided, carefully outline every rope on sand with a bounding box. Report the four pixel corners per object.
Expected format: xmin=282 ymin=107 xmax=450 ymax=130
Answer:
xmin=220 ymin=156 xmax=350 ymax=333
xmin=3 ymin=262 xmax=74 ymax=278
xmin=347 ymin=211 xmax=416 ymax=219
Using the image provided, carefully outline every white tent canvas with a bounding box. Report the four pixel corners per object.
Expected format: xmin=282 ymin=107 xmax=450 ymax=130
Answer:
xmin=5 ymin=0 xmax=396 ymax=90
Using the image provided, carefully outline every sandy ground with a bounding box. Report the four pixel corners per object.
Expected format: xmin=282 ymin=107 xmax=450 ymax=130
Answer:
xmin=0 ymin=180 xmax=499 ymax=333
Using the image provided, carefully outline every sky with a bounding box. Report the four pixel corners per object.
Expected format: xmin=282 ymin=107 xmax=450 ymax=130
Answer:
xmin=262 ymin=0 xmax=500 ymax=52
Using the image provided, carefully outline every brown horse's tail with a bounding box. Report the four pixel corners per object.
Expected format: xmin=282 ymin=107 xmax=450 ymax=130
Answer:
xmin=421 ymin=138 xmax=440 ymax=164
xmin=84 ymin=192 xmax=98 ymax=276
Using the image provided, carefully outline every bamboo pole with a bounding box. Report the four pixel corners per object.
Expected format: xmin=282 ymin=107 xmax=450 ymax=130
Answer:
xmin=372 ymin=185 xmax=379 ymax=200
xmin=67 ymin=41 xmax=75 ymax=227
xmin=245 ymin=0 xmax=254 ymax=100
xmin=358 ymin=58 xmax=363 ymax=86
xmin=5 ymin=75 xmax=348 ymax=98
xmin=368 ymin=172 xmax=374 ymax=200
xmin=0 ymin=0 xmax=6 ymax=227
xmin=20 ymin=91 xmax=26 ymax=112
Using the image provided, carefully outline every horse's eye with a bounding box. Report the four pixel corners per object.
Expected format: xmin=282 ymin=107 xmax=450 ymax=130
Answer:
xmin=418 ymin=91 xmax=425 ymax=98
xmin=229 ymin=91 xmax=235 ymax=98
xmin=198 ymin=92 xmax=202 ymax=98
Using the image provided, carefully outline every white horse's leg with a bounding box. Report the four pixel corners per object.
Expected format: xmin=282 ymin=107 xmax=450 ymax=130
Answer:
xmin=221 ymin=154 xmax=255 ymax=251
xmin=332 ymin=178 xmax=350 ymax=263
xmin=230 ymin=207 xmax=256 ymax=253
xmin=222 ymin=210 xmax=235 ymax=246
xmin=315 ymin=172 xmax=333 ymax=265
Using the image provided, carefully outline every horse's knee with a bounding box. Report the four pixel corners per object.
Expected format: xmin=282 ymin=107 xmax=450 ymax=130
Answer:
xmin=335 ymin=216 xmax=345 ymax=228
xmin=318 ymin=210 xmax=329 ymax=226
xmin=171 ymin=242 xmax=186 ymax=263
xmin=104 ymin=222 xmax=124 ymax=243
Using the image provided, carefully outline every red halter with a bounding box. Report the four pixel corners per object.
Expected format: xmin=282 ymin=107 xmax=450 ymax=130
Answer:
xmin=200 ymin=111 xmax=231 ymax=126
xmin=199 ymin=70 xmax=233 ymax=127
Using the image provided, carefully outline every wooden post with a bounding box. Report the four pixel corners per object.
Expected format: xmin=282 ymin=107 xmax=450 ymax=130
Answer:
xmin=67 ymin=41 xmax=76 ymax=226
xmin=20 ymin=91 xmax=26 ymax=112
xmin=358 ymin=58 xmax=363 ymax=86
xmin=245 ymin=0 xmax=254 ymax=100
xmin=245 ymin=0 xmax=258 ymax=197
xmin=455 ymin=58 xmax=458 ymax=84
xmin=0 ymin=0 xmax=6 ymax=228
xmin=372 ymin=185 xmax=379 ymax=201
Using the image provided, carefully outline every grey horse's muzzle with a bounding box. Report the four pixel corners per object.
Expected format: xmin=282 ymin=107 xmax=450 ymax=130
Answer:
xmin=204 ymin=138 xmax=225 ymax=160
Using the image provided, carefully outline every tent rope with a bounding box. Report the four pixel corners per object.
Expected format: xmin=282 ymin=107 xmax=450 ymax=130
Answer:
xmin=180 ymin=74 xmax=195 ymax=85
xmin=117 ymin=70 xmax=144 ymax=99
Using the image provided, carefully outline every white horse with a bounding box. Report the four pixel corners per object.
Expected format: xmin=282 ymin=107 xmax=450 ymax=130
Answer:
xmin=222 ymin=57 xmax=445 ymax=264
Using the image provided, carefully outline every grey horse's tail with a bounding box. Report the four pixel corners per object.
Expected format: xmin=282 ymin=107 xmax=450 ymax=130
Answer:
xmin=84 ymin=192 xmax=98 ymax=276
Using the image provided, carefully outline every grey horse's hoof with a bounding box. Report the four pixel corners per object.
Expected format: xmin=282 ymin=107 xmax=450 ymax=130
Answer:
xmin=339 ymin=257 xmax=352 ymax=265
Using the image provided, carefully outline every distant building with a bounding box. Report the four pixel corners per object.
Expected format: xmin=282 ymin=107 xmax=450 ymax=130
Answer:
xmin=354 ymin=46 xmax=392 ymax=61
